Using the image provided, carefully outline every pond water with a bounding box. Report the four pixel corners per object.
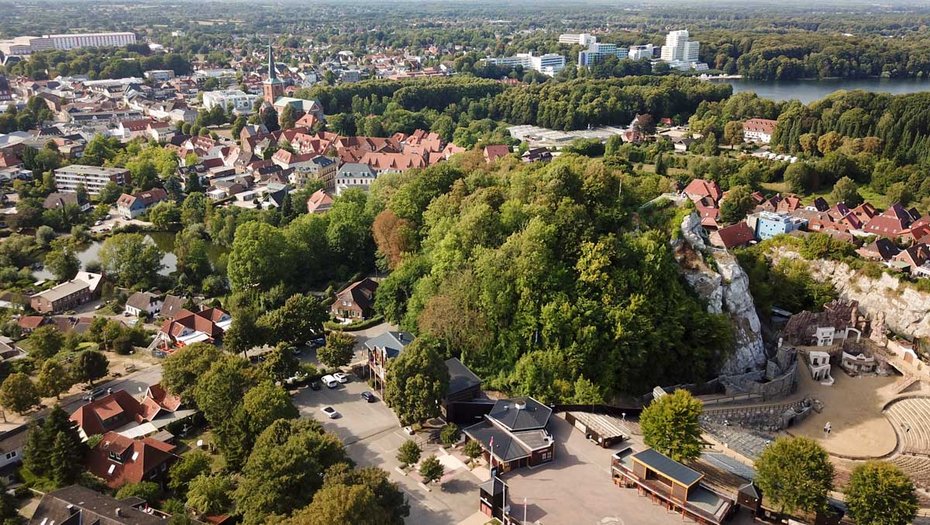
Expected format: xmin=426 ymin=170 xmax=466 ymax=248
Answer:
xmin=33 ymin=231 xmax=226 ymax=281
xmin=714 ymin=77 xmax=930 ymax=104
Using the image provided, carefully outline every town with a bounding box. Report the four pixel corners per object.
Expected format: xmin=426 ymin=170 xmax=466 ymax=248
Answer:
xmin=0 ymin=1 xmax=930 ymax=524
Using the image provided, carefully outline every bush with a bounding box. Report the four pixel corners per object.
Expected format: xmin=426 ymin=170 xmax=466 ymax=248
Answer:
xmin=463 ymin=439 xmax=483 ymax=461
xmin=396 ymin=439 xmax=421 ymax=468
xmin=439 ymin=424 xmax=461 ymax=446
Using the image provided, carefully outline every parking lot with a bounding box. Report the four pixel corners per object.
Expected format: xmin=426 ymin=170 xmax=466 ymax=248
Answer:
xmin=293 ymin=373 xmax=482 ymax=525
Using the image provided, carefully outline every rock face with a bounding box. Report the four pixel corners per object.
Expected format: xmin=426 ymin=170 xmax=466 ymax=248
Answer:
xmin=773 ymin=250 xmax=930 ymax=340
xmin=677 ymin=213 xmax=768 ymax=376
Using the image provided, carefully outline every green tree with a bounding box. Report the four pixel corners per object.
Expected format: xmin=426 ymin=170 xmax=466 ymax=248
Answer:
xmin=572 ymin=377 xmax=604 ymax=404
xmin=257 ymin=294 xmax=328 ymax=345
xmin=0 ymin=373 xmax=39 ymax=415
xmin=168 ymin=451 xmax=213 ymax=497
xmin=316 ymin=332 xmax=355 ymax=368
xmin=719 ymin=184 xmax=755 ymax=224
xmin=396 ymin=440 xmax=421 ymax=468
xmin=37 ymin=359 xmax=73 ymax=400
xmin=755 ymin=437 xmax=834 ymax=516
xmin=161 ymin=343 xmax=222 ymax=399
xmin=227 ymin=221 xmax=293 ymax=292
xmin=262 ymin=343 xmax=300 ymax=383
xmin=238 ymin=381 xmax=299 ymax=438
xmin=234 ymin=419 xmax=347 ymax=525
xmin=783 ymin=162 xmax=817 ymax=194
xmin=288 ymin=483 xmax=381 ymax=525
xmin=24 ymin=405 xmax=86 ymax=484
xmin=829 ymin=176 xmax=863 ymax=207
xmin=187 ymin=475 xmax=234 ymax=516
xmin=723 ymin=120 xmax=744 ymax=146
xmin=28 ymin=325 xmax=64 ymax=360
xmin=845 ymin=461 xmax=917 ymax=525
xmin=639 ymin=389 xmax=703 ymax=462
xmin=463 ymin=440 xmax=483 ymax=462
xmin=98 ymin=233 xmax=164 ymax=288
xmin=116 ymin=481 xmax=162 ymax=502
xmin=384 ymin=337 xmax=449 ymax=426
xmin=288 ymin=463 xmax=407 ymax=525
xmin=73 ymin=350 xmax=109 ymax=386
xmin=439 ymin=424 xmax=460 ymax=446
xmin=279 ymin=104 xmax=297 ymax=130
xmin=418 ymin=455 xmax=444 ymax=484
xmin=149 ymin=201 xmax=182 ymax=230
xmin=45 ymin=241 xmax=80 ymax=280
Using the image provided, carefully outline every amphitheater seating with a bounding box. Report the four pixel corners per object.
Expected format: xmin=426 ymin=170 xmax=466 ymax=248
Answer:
xmin=884 ymin=398 xmax=930 ymax=455
xmin=892 ymin=455 xmax=930 ymax=490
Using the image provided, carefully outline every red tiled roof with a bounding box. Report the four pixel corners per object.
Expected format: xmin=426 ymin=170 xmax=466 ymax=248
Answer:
xmin=484 ymin=145 xmax=511 ymax=162
xmin=714 ymin=221 xmax=755 ymax=249
xmin=70 ymin=390 xmax=144 ymax=436
xmin=683 ymin=179 xmax=723 ymax=204
xmin=743 ymin=118 xmax=778 ymax=135
xmin=85 ymin=432 xmax=178 ymax=489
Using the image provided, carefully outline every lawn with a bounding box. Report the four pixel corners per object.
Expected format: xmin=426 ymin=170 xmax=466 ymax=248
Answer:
xmin=178 ymin=429 xmax=226 ymax=472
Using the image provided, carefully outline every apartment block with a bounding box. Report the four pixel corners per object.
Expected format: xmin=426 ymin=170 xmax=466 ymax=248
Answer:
xmin=53 ymin=165 xmax=130 ymax=195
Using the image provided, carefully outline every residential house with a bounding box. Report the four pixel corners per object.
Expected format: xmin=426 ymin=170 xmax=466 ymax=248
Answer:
xmin=30 ymin=484 xmax=172 ymax=525
xmin=84 ymin=432 xmax=179 ymax=489
xmin=306 ymin=189 xmax=334 ymax=214
xmin=17 ymin=315 xmax=47 ymax=334
xmin=157 ymin=307 xmax=232 ymax=349
xmin=746 ymin=211 xmax=807 ymax=240
xmin=863 ymin=203 xmax=917 ymax=239
xmin=42 ymin=191 xmax=90 ymax=212
xmin=125 ymin=292 xmax=163 ymax=318
xmin=743 ymin=118 xmax=777 ymax=144
xmin=0 ymin=424 xmax=27 ymax=481
xmin=30 ymin=271 xmax=102 ymax=314
xmin=159 ymin=294 xmax=186 ymax=320
xmin=672 ymin=137 xmax=695 ymax=152
xmin=365 ymin=331 xmax=415 ymax=391
xmin=856 ymin=238 xmax=901 ymax=262
xmin=332 ymin=278 xmax=378 ymax=321
xmin=483 ymin=145 xmax=511 ymax=163
xmin=70 ymin=390 xmax=146 ymax=440
xmin=54 ymin=165 xmax=130 ymax=195
xmin=0 ymin=336 xmax=25 ymax=362
xmin=894 ymin=244 xmax=930 ymax=276
xmin=904 ymin=216 xmax=930 ymax=244
xmin=335 ymin=162 xmax=377 ymax=195
xmin=522 ymin=147 xmax=552 ymax=163
xmin=116 ymin=188 xmax=169 ymax=219
xmin=709 ymin=221 xmax=755 ymax=249
xmin=463 ymin=397 xmax=555 ymax=472
xmin=682 ymin=179 xmax=723 ymax=206
xmin=775 ymin=195 xmax=802 ymax=214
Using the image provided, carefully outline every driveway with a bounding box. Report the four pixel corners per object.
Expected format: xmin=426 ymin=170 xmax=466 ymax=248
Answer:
xmin=293 ymin=373 xmax=480 ymax=525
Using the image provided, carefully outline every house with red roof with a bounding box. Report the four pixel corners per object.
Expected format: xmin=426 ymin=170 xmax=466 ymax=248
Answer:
xmin=84 ymin=432 xmax=179 ymax=489
xmin=863 ymin=203 xmax=917 ymax=239
xmin=484 ymin=145 xmax=511 ymax=163
xmin=893 ymin=244 xmax=930 ymax=276
xmin=743 ymin=118 xmax=778 ymax=144
xmin=116 ymin=188 xmax=169 ymax=219
xmin=709 ymin=221 xmax=755 ymax=250
xmin=157 ymin=307 xmax=232 ymax=348
xmin=306 ymin=189 xmax=333 ymax=214
xmin=70 ymin=390 xmax=144 ymax=440
xmin=682 ymin=179 xmax=723 ymax=206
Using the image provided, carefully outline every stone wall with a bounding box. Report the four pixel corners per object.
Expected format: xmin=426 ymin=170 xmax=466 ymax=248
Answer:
xmin=773 ymin=250 xmax=930 ymax=340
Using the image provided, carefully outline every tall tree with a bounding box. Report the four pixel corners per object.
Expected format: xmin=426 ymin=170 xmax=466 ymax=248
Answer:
xmin=98 ymin=233 xmax=164 ymax=288
xmin=72 ymin=350 xmax=109 ymax=386
xmin=719 ymin=184 xmax=755 ymax=224
xmin=845 ymin=461 xmax=917 ymax=525
xmin=384 ymin=337 xmax=449 ymax=426
xmin=639 ymin=389 xmax=704 ymax=462
xmin=755 ymin=437 xmax=834 ymax=516
xmin=0 ymin=373 xmax=39 ymax=415
xmin=829 ymin=176 xmax=863 ymax=207
xmin=187 ymin=475 xmax=235 ymax=516
xmin=37 ymin=360 xmax=74 ymax=400
xmin=162 ymin=343 xmax=222 ymax=399
xmin=316 ymin=332 xmax=356 ymax=368
xmin=257 ymin=294 xmax=328 ymax=345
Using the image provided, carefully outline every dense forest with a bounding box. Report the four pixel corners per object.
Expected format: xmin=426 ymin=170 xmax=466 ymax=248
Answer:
xmin=369 ymin=153 xmax=734 ymax=401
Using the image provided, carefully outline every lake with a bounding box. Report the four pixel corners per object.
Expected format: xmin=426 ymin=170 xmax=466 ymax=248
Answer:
xmin=714 ymin=77 xmax=930 ymax=104
xmin=34 ymin=231 xmax=227 ymax=281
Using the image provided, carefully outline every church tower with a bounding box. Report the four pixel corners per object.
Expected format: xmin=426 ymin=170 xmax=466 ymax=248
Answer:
xmin=262 ymin=43 xmax=284 ymax=104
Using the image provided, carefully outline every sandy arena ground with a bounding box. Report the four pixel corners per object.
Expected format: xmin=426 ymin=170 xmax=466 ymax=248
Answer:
xmin=787 ymin=361 xmax=899 ymax=458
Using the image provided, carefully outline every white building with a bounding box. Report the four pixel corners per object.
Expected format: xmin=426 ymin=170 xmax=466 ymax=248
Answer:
xmin=486 ymin=53 xmax=566 ymax=77
xmin=578 ymin=43 xmax=629 ymax=67
xmin=202 ymin=89 xmax=260 ymax=115
xmin=660 ymin=30 xmax=700 ymax=65
xmin=53 ymin=165 xmax=130 ymax=195
xmin=628 ymin=44 xmax=655 ymax=61
xmin=558 ymin=33 xmax=597 ymax=46
xmin=0 ymin=32 xmax=135 ymax=55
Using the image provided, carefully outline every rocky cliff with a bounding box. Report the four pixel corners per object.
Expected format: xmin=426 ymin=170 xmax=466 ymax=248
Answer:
xmin=677 ymin=213 xmax=768 ymax=375
xmin=773 ymin=250 xmax=930 ymax=340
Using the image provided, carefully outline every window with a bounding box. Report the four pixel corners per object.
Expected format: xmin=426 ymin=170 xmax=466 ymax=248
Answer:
xmin=4 ymin=451 xmax=15 ymax=460
xmin=540 ymin=450 xmax=552 ymax=462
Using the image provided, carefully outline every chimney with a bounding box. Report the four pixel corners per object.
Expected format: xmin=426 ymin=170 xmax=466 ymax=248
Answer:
xmin=115 ymin=508 xmax=123 ymax=518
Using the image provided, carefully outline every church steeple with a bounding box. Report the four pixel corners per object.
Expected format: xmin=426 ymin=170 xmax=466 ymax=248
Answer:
xmin=262 ymin=41 xmax=284 ymax=104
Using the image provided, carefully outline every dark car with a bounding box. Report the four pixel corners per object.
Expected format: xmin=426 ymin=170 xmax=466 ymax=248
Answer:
xmin=360 ymin=391 xmax=377 ymax=403
xmin=309 ymin=381 xmax=321 ymax=391
xmin=308 ymin=337 xmax=325 ymax=349
xmin=82 ymin=387 xmax=109 ymax=402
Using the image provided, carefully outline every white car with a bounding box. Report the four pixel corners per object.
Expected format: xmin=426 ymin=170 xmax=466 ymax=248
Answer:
xmin=333 ymin=372 xmax=349 ymax=384
xmin=321 ymin=406 xmax=339 ymax=419
xmin=321 ymin=374 xmax=339 ymax=388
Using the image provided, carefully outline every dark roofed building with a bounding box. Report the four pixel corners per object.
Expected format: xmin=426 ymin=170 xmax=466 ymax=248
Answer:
xmin=30 ymin=484 xmax=171 ymax=525
xmin=856 ymin=238 xmax=901 ymax=262
xmin=445 ymin=357 xmax=481 ymax=403
xmin=43 ymin=191 xmax=90 ymax=212
xmin=464 ymin=397 xmax=554 ymax=471
xmin=365 ymin=330 xmax=414 ymax=391
xmin=331 ymin=277 xmax=378 ymax=321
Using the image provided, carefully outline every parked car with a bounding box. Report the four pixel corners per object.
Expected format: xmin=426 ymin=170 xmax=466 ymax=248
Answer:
xmin=321 ymin=375 xmax=339 ymax=388
xmin=284 ymin=372 xmax=308 ymax=387
xmin=360 ymin=391 xmax=377 ymax=403
xmin=309 ymin=381 xmax=321 ymax=391
xmin=333 ymin=372 xmax=349 ymax=384
xmin=82 ymin=387 xmax=108 ymax=402
xmin=307 ymin=337 xmax=325 ymax=349
xmin=321 ymin=406 xmax=339 ymax=419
